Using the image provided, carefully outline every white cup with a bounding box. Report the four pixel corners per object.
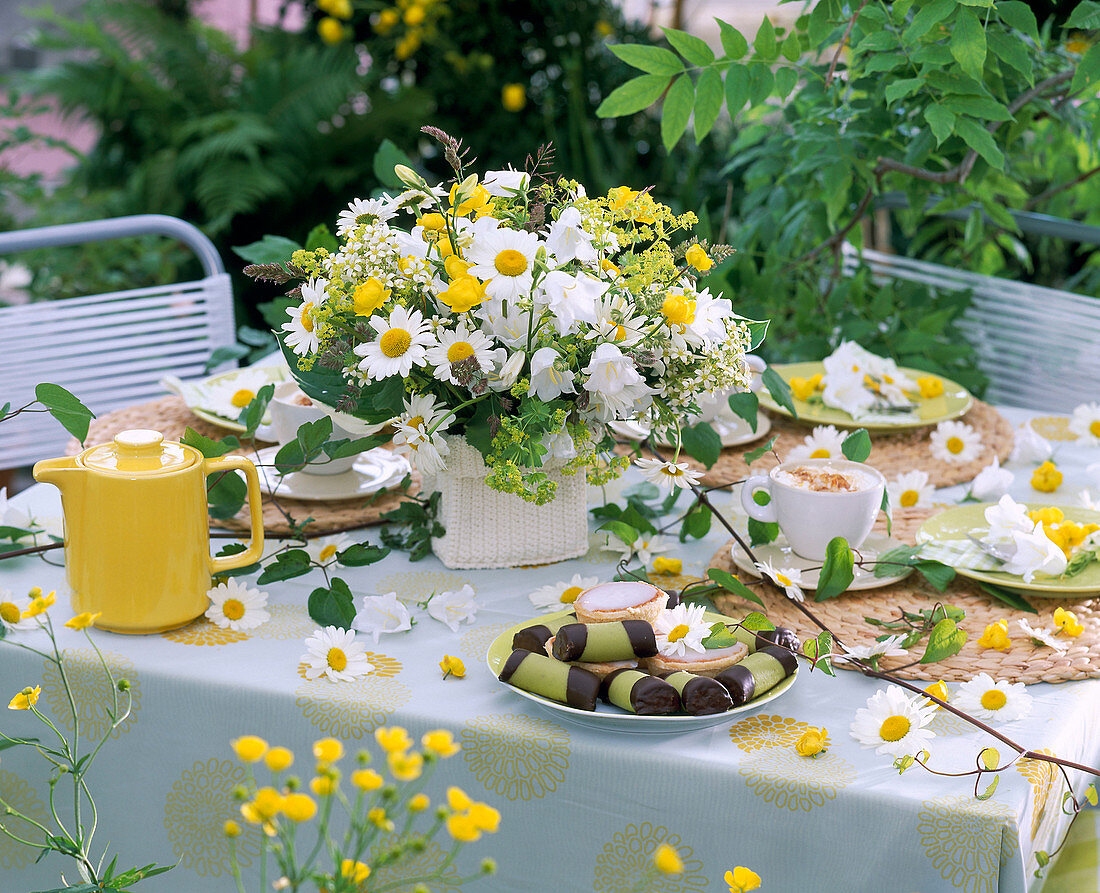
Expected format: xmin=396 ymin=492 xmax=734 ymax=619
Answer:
xmin=740 ymin=458 xmax=885 ymax=560
xmin=257 ymin=382 xmax=359 ymax=476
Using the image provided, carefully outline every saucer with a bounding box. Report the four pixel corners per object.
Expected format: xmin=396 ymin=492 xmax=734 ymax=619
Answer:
xmin=609 ymin=413 xmax=771 ymax=448
xmin=730 ymin=532 xmax=913 ymax=591
xmin=254 ymin=446 xmax=411 ymax=501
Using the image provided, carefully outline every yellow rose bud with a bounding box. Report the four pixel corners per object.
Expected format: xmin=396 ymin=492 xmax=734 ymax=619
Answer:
xmin=231 ymin=735 xmax=269 ymax=763
xmin=794 ymin=727 xmax=827 ymax=757
xmin=64 ymin=611 xmax=102 ymax=630
xmin=317 ymin=16 xmax=346 ymax=44
xmin=438 ymin=276 xmax=486 ymax=313
xmin=1031 ymin=461 xmax=1063 ymax=493
xmin=422 ymin=729 xmax=461 ymax=757
xmin=264 ymin=747 xmax=294 ymax=773
xmin=684 ymin=243 xmax=713 ymax=272
xmin=977 ymin=620 xmax=1011 ymax=652
xmin=353 ymin=277 xmax=391 ymax=316
xmin=352 ymin=768 xmax=383 ymax=791
xmin=280 ymin=793 xmax=317 ymax=823
xmin=312 ymin=738 xmax=344 ymax=764
xmin=501 ymin=83 xmax=527 ymax=112
xmin=439 ymin=655 xmax=466 ymax=679
xmin=653 ymin=843 xmax=683 ymax=875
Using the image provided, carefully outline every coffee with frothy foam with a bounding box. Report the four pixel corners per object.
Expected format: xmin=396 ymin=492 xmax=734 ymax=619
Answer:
xmin=773 ymin=463 xmax=876 ymax=493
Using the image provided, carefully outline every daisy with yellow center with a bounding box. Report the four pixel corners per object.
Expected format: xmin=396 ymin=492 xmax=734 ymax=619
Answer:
xmin=929 ymin=420 xmax=983 ymax=464
xmin=336 ymin=197 xmax=394 ymax=235
xmin=954 ymin=672 xmax=1032 ymax=722
xmin=425 ymin=324 xmax=495 ymax=385
xmin=634 ymin=457 xmax=704 ymax=491
xmin=1068 ymin=401 xmax=1100 ymax=445
xmin=204 ymin=369 xmax=275 ymax=422
xmin=886 ymin=469 xmax=934 ymax=510
xmin=391 ymin=392 xmax=452 ymax=475
xmin=755 ymin=560 xmax=805 ymax=602
xmin=301 ymin=626 xmax=372 ymax=683
xmin=354 ymin=305 xmax=434 ymax=381
xmin=652 ymin=603 xmax=709 ymax=658
xmin=528 ymin=574 xmax=599 ymax=611
xmin=305 ymin=533 xmax=351 ymax=566
xmin=0 ymin=590 xmax=35 ymax=632
xmin=466 ymin=225 xmax=540 ymax=302
xmin=787 ymin=424 xmax=846 ymax=462
xmin=281 ymin=278 xmax=328 ymax=357
xmin=205 ymin=578 xmax=270 ymax=632
xmin=849 ymin=685 xmax=936 ymax=757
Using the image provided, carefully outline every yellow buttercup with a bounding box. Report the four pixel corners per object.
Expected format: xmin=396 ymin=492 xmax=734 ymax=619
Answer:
xmin=33 ymin=429 xmax=264 ymax=634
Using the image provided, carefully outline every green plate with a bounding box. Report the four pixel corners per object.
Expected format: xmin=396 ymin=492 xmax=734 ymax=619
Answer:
xmin=486 ymin=609 xmax=798 ymax=733
xmin=916 ymin=503 xmax=1100 ymax=596
xmin=758 ymin=361 xmax=973 ymax=431
xmin=188 ymin=367 xmax=287 ymax=433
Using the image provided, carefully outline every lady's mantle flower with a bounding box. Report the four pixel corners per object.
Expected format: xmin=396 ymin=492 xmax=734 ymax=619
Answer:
xmin=353 ymin=592 xmax=412 ymax=644
xmin=206 ymin=578 xmax=270 ymax=631
xmin=850 ymin=685 xmax=936 ymax=758
xmin=953 ymin=672 xmax=1032 ymax=722
xmin=301 ymin=626 xmax=373 ymax=682
xmin=427 ymin=584 xmax=478 ymax=632
xmin=634 ymin=457 xmax=703 ymax=490
xmin=528 ymin=574 xmax=599 ymax=611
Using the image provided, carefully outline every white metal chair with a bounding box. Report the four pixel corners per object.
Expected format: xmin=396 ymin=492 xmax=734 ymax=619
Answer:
xmin=841 ymin=241 xmax=1100 ymax=413
xmin=0 ymin=215 xmax=237 ymax=467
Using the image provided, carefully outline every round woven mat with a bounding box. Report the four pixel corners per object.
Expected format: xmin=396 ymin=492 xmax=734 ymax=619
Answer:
xmin=66 ymin=396 xmax=418 ymax=535
xmin=708 ymin=507 xmax=1100 ymax=685
xmin=637 ymin=400 xmax=1013 ymax=489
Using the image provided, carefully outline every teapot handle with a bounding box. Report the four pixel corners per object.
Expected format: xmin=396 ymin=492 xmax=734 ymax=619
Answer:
xmin=204 ymin=456 xmax=265 ymax=573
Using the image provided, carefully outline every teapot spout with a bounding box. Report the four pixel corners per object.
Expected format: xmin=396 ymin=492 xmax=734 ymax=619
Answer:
xmin=33 ymin=456 xmax=81 ymax=491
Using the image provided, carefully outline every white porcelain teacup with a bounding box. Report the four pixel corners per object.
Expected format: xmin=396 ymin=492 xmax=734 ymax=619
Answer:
xmin=740 ymin=457 xmax=885 ymax=560
xmin=257 ymin=382 xmax=359 ymax=476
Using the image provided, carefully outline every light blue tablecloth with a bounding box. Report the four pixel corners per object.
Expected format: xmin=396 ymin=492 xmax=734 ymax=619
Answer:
xmin=2 ymin=406 xmax=1099 ymax=892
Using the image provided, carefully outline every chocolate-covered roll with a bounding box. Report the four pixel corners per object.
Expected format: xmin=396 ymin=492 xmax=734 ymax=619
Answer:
xmin=656 ymin=670 xmax=733 ymax=715
xmin=499 ymin=649 xmax=601 ymax=711
xmin=715 ymin=646 xmax=798 ymax=707
xmin=663 ymin=589 xmax=681 ymax=609
xmin=757 ymin=627 xmax=800 ymax=652
xmin=512 ymin=612 xmax=577 ymax=653
xmin=551 ymin=620 xmax=657 ymax=663
xmin=600 ymin=668 xmax=679 ymax=715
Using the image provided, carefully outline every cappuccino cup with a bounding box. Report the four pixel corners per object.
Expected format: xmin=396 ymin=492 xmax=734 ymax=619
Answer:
xmin=740 ymin=458 xmax=885 ymax=560
xmin=256 ymin=382 xmax=359 ymax=475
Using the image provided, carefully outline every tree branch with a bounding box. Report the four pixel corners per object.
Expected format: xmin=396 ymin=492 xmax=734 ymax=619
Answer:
xmin=825 ymin=0 xmax=872 ymax=88
xmin=1026 ymin=162 xmax=1100 ymax=211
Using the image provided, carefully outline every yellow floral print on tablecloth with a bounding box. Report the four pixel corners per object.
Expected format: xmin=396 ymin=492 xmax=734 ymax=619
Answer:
xmin=593 ymin=822 xmax=707 ymax=892
xmin=161 ymin=617 xmax=249 ymax=646
xmin=375 ymin=570 xmax=472 ymax=602
xmin=917 ymin=795 xmax=1019 ymax=893
xmin=462 ymin=713 xmax=569 ymax=801
xmin=738 ymin=746 xmax=857 ymax=812
xmin=296 ymin=672 xmax=412 ymax=739
xmin=369 ymin=840 xmax=463 ymax=890
xmin=729 ymin=715 xmax=818 ymax=752
xmin=929 ymin=708 xmax=980 ymax=737
xmin=41 ymin=649 xmax=140 ymax=739
xmin=0 ymin=771 xmax=48 ymax=869
xmin=459 ymin=622 xmax=510 ymax=660
xmin=252 ymin=603 xmax=315 ymax=640
xmin=1029 ymin=417 xmax=1077 ymax=442
xmin=164 ymin=758 xmax=260 ymax=877
xmin=1017 ymin=748 xmax=1063 ymax=840
xmin=649 ymin=573 xmax=704 ymax=593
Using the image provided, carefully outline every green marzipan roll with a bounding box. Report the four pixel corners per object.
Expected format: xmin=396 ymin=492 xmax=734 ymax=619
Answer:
xmin=730 ymin=625 xmax=800 ymax=654
xmin=512 ymin=612 xmax=577 ymax=653
xmin=657 ymin=670 xmax=733 ymax=715
xmin=601 ymin=668 xmax=679 ymax=715
xmin=551 ymin=620 xmax=657 ymax=662
xmin=499 ymin=649 xmax=600 ymax=711
xmin=715 ymin=646 xmax=797 ymax=707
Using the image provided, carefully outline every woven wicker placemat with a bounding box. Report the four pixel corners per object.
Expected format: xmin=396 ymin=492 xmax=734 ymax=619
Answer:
xmin=66 ymin=396 xmax=417 ymax=535
xmin=709 ymin=507 xmax=1100 ymax=684
xmin=621 ymin=401 xmax=1014 ymax=489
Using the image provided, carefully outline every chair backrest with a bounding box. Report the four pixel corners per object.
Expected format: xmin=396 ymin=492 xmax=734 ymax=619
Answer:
xmin=0 ymin=215 xmax=236 ymax=467
xmin=841 ymin=242 xmax=1100 ymax=413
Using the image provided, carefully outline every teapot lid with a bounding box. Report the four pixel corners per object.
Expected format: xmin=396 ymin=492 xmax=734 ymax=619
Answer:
xmin=82 ymin=430 xmax=195 ymax=474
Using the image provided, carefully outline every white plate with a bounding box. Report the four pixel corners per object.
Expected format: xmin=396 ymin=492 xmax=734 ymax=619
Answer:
xmin=164 ymin=366 xmax=288 ymax=433
xmin=610 ymin=413 xmax=771 ymax=449
xmin=486 ymin=610 xmax=798 ymax=733
xmin=255 ymin=446 xmax=410 ymax=501
xmin=730 ymin=533 xmax=913 ymax=591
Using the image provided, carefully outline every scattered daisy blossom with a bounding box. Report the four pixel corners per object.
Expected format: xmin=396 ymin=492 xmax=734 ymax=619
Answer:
xmin=353 ymin=592 xmax=412 ymax=644
xmin=304 ymin=534 xmax=352 ymax=566
xmin=0 ymin=590 xmax=36 ymax=632
xmin=427 ymin=584 xmax=478 ymax=632
xmin=1016 ymin=619 xmax=1068 ymax=652
xmin=528 ymin=574 xmax=599 ymax=611
xmin=652 ymin=602 xmax=710 ymax=659
xmin=754 ymin=560 xmax=805 ymax=602
xmin=850 ymin=685 xmax=937 ymax=758
xmin=887 ymin=470 xmax=934 ymax=510
xmin=1010 ymin=423 xmax=1053 ymax=464
xmin=953 ymin=672 xmax=1033 ymax=722
xmin=205 ymin=369 xmax=276 ymax=421
xmin=205 ymin=578 xmax=270 ymax=631
xmin=786 ymin=425 xmax=847 ymax=463
xmin=1079 ymin=489 xmax=1100 ymax=511
xmin=634 ymin=457 xmax=704 ymax=490
xmin=969 ymin=457 xmax=1013 ymax=502
xmin=833 ymin=634 xmax=910 ymax=665
xmin=930 ymin=420 xmax=983 ymax=464
xmin=355 ymin=306 xmax=434 ymax=380
xmin=1068 ymin=402 xmax=1100 ymax=445
xmin=302 ymin=626 xmax=373 ymax=682
xmin=604 ymin=533 xmax=672 ymax=566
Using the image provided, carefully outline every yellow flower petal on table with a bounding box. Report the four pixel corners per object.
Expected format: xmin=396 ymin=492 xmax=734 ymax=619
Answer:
xmin=653 ymin=843 xmax=683 ymax=875
xmin=977 ymin=621 xmax=1011 ymax=652
xmin=281 ymin=793 xmax=317 ymax=823
xmin=439 ymin=655 xmax=466 ymax=679
xmin=8 ymin=685 xmax=40 ymax=710
xmin=1054 ymin=607 xmax=1084 ymax=637
xmin=725 ymin=866 xmax=762 ymax=892
xmin=352 ymin=768 xmax=383 ymax=792
xmin=313 ymin=738 xmax=344 ymax=764
xmin=264 ymin=747 xmax=294 ymax=772
xmin=1031 ymin=461 xmax=1063 ymax=493
xmin=422 ymin=729 xmax=461 ymax=757
xmin=375 ymin=726 xmax=412 ymax=755
xmin=231 ymin=735 xmax=268 ymax=763
xmin=64 ymin=611 xmax=101 ymax=630
xmin=652 ymin=556 xmax=683 ymax=575
xmin=794 ymin=727 xmax=827 ymax=757
xmin=923 ymin=681 xmax=950 ymax=707
xmin=388 ymin=750 xmax=423 ymax=782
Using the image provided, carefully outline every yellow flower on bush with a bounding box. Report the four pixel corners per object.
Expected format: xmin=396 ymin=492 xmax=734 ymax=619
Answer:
xmin=8 ymin=686 xmax=41 ymax=711
xmin=684 ymin=243 xmax=713 ymax=272
xmin=375 ymin=726 xmax=413 ymax=755
xmin=794 ymin=726 xmax=827 ymax=757
xmin=403 ymin=3 xmax=426 ymax=26
xmin=409 ymin=793 xmax=430 ymax=812
xmin=64 ymin=611 xmax=101 ymax=630
xmin=653 ymin=843 xmax=683 ymax=874
xmin=352 ymin=768 xmax=384 ymax=791
xmin=977 ymin=620 xmax=1011 ymax=652
xmin=318 ymin=0 xmax=352 ymax=18
xmin=917 ymin=376 xmax=944 ymax=399
xmin=501 ymin=83 xmax=527 ymax=112
xmin=388 ymin=750 xmax=423 ymax=781
xmin=265 ymin=747 xmax=294 ymax=772
xmin=374 ymin=8 xmax=399 ymax=33
xmin=223 ymin=820 xmax=241 ymax=839
xmin=422 ymin=729 xmax=461 ymax=757
xmin=726 ymin=866 xmax=762 ymax=892
xmin=318 ymin=16 xmax=347 ymax=44
xmin=353 ymin=278 xmax=391 ymax=316
xmin=652 ymin=556 xmax=682 ymax=575
xmin=368 ymin=806 xmax=394 ymax=830
xmin=313 ymin=738 xmax=344 ymax=764
xmin=231 ymin=735 xmax=269 ymax=763
xmin=438 ymin=276 xmax=486 ymax=313
xmin=1031 ymin=461 xmax=1062 ymax=493
xmin=1054 ymin=607 xmax=1084 ymax=637
xmin=281 ymin=793 xmax=317 ymax=823
xmin=22 ymin=590 xmax=56 ymax=619
xmin=341 ymin=859 xmax=371 ymax=884
xmin=395 ymin=32 xmax=421 ymax=60
xmin=310 ymin=775 xmax=338 ymax=797
xmin=440 ymin=655 xmax=466 ymax=679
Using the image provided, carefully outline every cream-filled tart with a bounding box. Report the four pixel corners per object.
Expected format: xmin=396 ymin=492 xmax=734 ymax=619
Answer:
xmin=573 ymin=581 xmax=668 ymax=625
xmin=644 ymin=642 xmax=749 ymax=677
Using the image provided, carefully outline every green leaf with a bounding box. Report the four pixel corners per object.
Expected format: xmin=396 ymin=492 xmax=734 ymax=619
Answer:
xmin=903 ymin=0 xmax=954 ymax=43
xmin=748 ymin=64 xmax=774 ymax=105
xmin=914 ymin=560 xmax=956 ymax=592
xmin=743 ymin=434 xmax=778 ymax=465
xmin=977 ymin=581 xmax=1037 ymax=613
xmin=986 ymin=30 xmax=1033 ymax=81
xmin=724 ymin=63 xmax=751 ymax=115
xmin=780 ymin=33 xmax=802 ymax=63
xmin=257 ymin=550 xmax=313 ymax=584
xmin=976 ymin=774 xmax=1000 ymax=801
xmin=815 ymin=537 xmax=855 ymax=601
xmin=336 ymin=543 xmax=389 ymax=567
xmin=739 ymin=611 xmax=776 ymax=632
xmin=1072 ymin=44 xmax=1100 ymax=95
xmin=921 ymin=617 xmax=967 ymax=662
xmin=925 ymin=104 xmax=957 ymax=146
xmin=34 ymin=384 xmax=94 ymax=443
xmin=951 ymin=10 xmax=987 ymax=82
xmin=599 ymin=520 xmax=639 ymax=546
xmin=748 ymin=517 xmax=779 ymax=546
xmin=1064 ymin=1 xmax=1100 ymax=29
xmin=727 ymin=392 xmax=759 ymax=432
xmin=841 ymin=429 xmax=871 ymax=462
xmin=681 ymin=503 xmax=713 ymax=540
xmin=706 ymin=568 xmax=765 ymax=607
xmin=232 ymin=235 xmax=301 ymax=265
xmin=997 ymin=1 xmax=1039 ymax=39
xmin=274 ymin=439 xmax=307 ymax=473
xmin=182 ymin=428 xmax=240 ymax=458
xmin=323 ymin=433 xmax=390 ymax=460
xmin=979 ymin=747 xmax=999 ymax=770
xmin=304 ymin=223 xmax=338 ymax=253
xmin=746 ymin=319 xmax=769 ymax=351
xmin=681 ymin=421 xmax=722 ymax=468
xmin=204 ymin=344 xmax=250 ymax=373
xmin=694 ymin=68 xmax=724 ymax=142
xmin=942 ymin=94 xmax=1012 ymax=121
xmin=596 ymin=73 xmax=674 ymax=117
xmin=718 ymin=21 xmax=749 ymax=59
xmin=205 ymin=466 xmax=246 ymax=520
xmin=372 ymin=138 xmax=414 ymax=189
xmin=774 ymin=66 xmax=798 ymax=100
xmin=308 ymin=578 xmax=357 ymax=630
xmin=1064 ymin=551 xmax=1097 ymax=578
xmin=954 ymin=117 xmax=1005 ymax=170
xmin=884 ymin=77 xmax=923 ymax=106
xmin=762 ymin=366 xmax=798 ymax=418
xmin=753 ymin=16 xmax=778 ymax=61
xmin=881 ymin=490 xmax=892 ymax=536
xmin=609 ymin=43 xmax=684 ymax=74
xmin=662 ymin=27 xmax=715 ymax=66
xmin=701 ymin=622 xmax=740 ymax=649
xmin=240 ymin=383 xmax=275 ymax=438
xmin=661 ymin=73 xmax=695 ymax=151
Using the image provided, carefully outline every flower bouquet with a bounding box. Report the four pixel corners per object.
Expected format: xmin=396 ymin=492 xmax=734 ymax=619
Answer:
xmin=247 ymin=128 xmax=757 ymax=567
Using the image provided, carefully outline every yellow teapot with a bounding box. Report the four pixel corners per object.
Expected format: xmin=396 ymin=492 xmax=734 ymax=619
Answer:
xmin=33 ymin=429 xmax=264 ymax=634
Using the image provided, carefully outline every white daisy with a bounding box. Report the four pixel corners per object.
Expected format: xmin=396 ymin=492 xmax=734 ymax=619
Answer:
xmin=833 ymin=634 xmax=910 ymax=665
xmin=929 ymin=420 xmax=983 ymax=464
xmin=886 ymin=470 xmax=934 ymax=510
xmin=1079 ymin=489 xmax=1100 ymax=511
xmin=205 ymin=369 xmax=276 ymax=421
xmin=425 ymin=324 xmax=495 ymax=385
xmin=528 ymin=574 xmax=600 ymax=611
xmin=754 ymin=560 xmax=805 ymax=602
xmin=353 ymin=592 xmax=412 ymax=645
xmin=604 ymin=533 xmax=672 ymax=566
xmin=205 ymin=578 xmax=270 ymax=631
xmin=304 ymin=533 xmax=352 ymax=566
xmin=0 ymin=590 xmax=37 ymax=632
xmin=282 ymin=299 xmax=320 ymax=357
xmin=466 ymin=226 xmax=541 ymax=302
xmin=427 ymin=584 xmax=478 ymax=632
xmin=1010 ymin=422 xmax=1053 ymax=464
xmin=652 ymin=602 xmax=710 ymax=658
xmin=953 ymin=672 xmax=1033 ymax=722
xmin=786 ymin=425 xmax=847 ymax=463
xmin=1068 ymin=402 xmax=1100 ymax=445
xmin=336 ymin=197 xmax=395 ymax=236
xmin=1016 ymin=618 xmax=1069 ymax=652
xmin=354 ymin=306 xmax=434 ymax=380
xmin=302 ymin=626 xmax=373 ymax=682
xmin=969 ymin=457 xmax=1013 ymax=502
xmin=849 ymin=685 xmax=937 ymax=758
xmin=391 ymin=393 xmax=451 ymax=475
xmin=634 ymin=457 xmax=703 ymax=491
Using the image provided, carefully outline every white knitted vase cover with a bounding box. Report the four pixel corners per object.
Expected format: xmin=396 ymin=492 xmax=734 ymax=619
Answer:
xmin=422 ymin=435 xmax=589 ymax=570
